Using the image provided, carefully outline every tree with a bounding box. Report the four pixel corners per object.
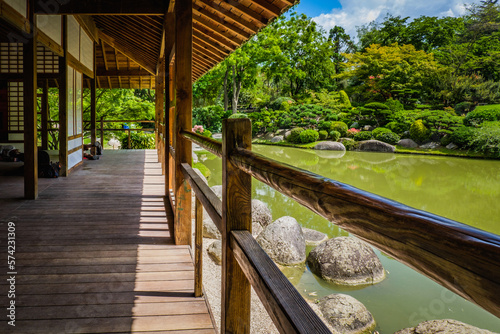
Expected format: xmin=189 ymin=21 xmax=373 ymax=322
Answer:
xmin=339 ymin=43 xmax=445 ymax=103
xmin=328 ymin=26 xmax=356 ymax=76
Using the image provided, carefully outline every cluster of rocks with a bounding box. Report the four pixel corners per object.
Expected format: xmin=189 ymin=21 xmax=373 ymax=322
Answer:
xmin=194 ymin=175 xmax=494 ymax=334
xmin=397 ymin=138 xmax=459 ymax=150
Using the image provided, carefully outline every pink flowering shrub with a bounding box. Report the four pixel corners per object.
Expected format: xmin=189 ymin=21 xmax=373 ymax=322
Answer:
xmin=347 ymin=128 xmax=360 ymax=138
xmin=192 ymin=125 xmax=204 ymax=134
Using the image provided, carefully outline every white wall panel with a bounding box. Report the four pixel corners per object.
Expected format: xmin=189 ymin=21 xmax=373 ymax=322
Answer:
xmin=68 ymin=149 xmax=82 ymax=169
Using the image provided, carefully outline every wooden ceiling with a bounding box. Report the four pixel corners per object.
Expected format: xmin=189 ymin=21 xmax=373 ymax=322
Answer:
xmin=78 ymin=0 xmax=297 ymax=89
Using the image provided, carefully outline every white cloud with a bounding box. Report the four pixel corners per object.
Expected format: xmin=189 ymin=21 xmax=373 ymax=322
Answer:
xmin=312 ymin=0 xmax=480 ymax=39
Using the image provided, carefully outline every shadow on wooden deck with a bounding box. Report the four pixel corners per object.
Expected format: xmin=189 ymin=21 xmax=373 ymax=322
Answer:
xmin=0 ymin=150 xmax=216 ymax=333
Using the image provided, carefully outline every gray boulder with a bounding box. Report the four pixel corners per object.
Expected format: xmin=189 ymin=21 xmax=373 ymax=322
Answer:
xmin=263 ymin=132 xmax=275 ymax=141
xmin=271 ymin=135 xmax=284 ymax=143
xmin=398 ymin=139 xmax=419 ymax=148
xmin=446 ymin=143 xmax=458 ymax=150
xmin=252 ymin=199 xmax=272 ymax=228
xmin=302 ymin=228 xmax=328 ymax=246
xmin=358 ymin=140 xmax=395 ymax=153
xmin=307 ymin=237 xmax=385 ymax=285
xmin=203 ymin=216 xmax=221 ymax=239
xmin=314 ymin=141 xmax=346 ymax=151
xmin=207 ymin=240 xmax=222 ymax=265
xmin=211 ymin=185 xmax=222 ymax=199
xmin=284 ymin=130 xmax=292 ymax=140
xmin=257 ymin=216 xmax=306 ymax=266
xmin=275 ymin=129 xmax=287 ymax=136
xmin=420 ymin=142 xmax=441 ymax=149
xmin=317 ymin=294 xmax=376 ymax=334
xmin=192 ymin=151 xmax=199 ymax=163
xmin=363 ymin=125 xmax=374 ymax=131
xmin=394 ymin=319 xmax=496 ymax=334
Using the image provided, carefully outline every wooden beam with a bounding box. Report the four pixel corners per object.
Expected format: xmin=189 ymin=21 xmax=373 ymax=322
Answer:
xmin=195 ymin=0 xmax=260 ymax=33
xmin=165 ymin=11 xmax=175 ymax=65
xmin=96 ymin=69 xmax=154 ymax=77
xmin=251 ymin=0 xmax=283 ymax=16
xmin=41 ymin=79 xmax=49 ymax=150
xmin=99 ymin=31 xmax=156 ymax=75
xmin=34 ymin=0 xmax=167 ymax=15
xmin=59 ymin=16 xmax=69 ymax=177
xmin=174 ymin=0 xmax=193 ymax=245
xmin=101 ymin=41 xmax=109 ymax=71
xmin=222 ymin=118 xmax=252 ymax=333
xmin=37 ymin=29 xmax=64 ymax=56
xmin=75 ymin=15 xmax=99 ymax=42
xmin=193 ymin=6 xmax=250 ymax=41
xmin=67 ymin=53 xmax=94 ymax=78
xmin=90 ymin=42 xmax=97 ymax=156
xmin=24 ymin=0 xmax=38 ymax=200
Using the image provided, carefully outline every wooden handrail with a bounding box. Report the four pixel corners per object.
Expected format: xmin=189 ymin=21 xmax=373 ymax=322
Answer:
xmin=228 ymin=146 xmax=500 ymax=317
xmin=231 ymin=230 xmax=330 ymax=333
xmin=180 ymin=129 xmax=222 ymax=157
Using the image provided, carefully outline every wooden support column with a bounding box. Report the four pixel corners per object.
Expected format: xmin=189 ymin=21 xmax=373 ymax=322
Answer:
xmin=58 ymin=15 xmax=68 ymax=177
xmin=24 ymin=0 xmax=38 ymax=199
xmin=173 ymin=0 xmax=192 ymax=245
xmin=41 ymin=79 xmax=49 ymax=150
xmin=90 ymin=43 xmax=97 ymax=156
xmin=165 ymin=10 xmax=175 ymax=197
xmin=222 ymin=118 xmax=252 ymax=333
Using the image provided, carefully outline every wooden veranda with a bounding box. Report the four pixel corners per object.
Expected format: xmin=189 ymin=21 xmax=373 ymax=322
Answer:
xmin=0 ymin=150 xmax=216 ymax=333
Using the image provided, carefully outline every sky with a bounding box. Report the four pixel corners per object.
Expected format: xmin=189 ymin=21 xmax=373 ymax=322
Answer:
xmin=292 ymin=0 xmax=482 ymax=38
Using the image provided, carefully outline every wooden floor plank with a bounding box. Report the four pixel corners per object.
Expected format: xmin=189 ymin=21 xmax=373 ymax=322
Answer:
xmin=0 ymin=150 xmax=216 ymax=333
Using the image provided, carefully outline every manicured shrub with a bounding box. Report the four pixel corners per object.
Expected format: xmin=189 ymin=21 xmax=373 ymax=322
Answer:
xmin=346 ymin=128 xmax=360 ymax=138
xmin=299 ymin=129 xmax=319 ymax=144
xmin=269 ymin=96 xmax=295 ymax=110
xmin=450 ymin=126 xmax=476 ymax=147
xmin=330 ymin=121 xmax=348 ymax=137
xmin=288 ymin=127 xmax=304 ymax=143
xmin=228 ymin=113 xmax=249 ymax=119
xmin=339 ymin=90 xmax=351 ymax=108
xmin=376 ymin=132 xmax=400 ymax=145
xmin=329 ymin=130 xmax=341 ymax=141
xmin=319 ymin=121 xmax=332 ymax=131
xmin=202 ymin=129 xmax=212 ymax=138
xmin=385 ymin=121 xmax=406 ymax=134
xmin=119 ymin=132 xmax=155 ymax=149
xmin=464 ymin=108 xmax=500 ymax=127
xmin=410 ymin=120 xmax=430 ymax=143
xmin=468 ymin=121 xmax=500 ymax=157
xmin=318 ymin=130 xmax=328 ymax=140
xmin=372 ymin=127 xmax=392 ymax=137
xmin=193 ymin=105 xmax=231 ymax=132
xmin=353 ymin=131 xmax=373 ymax=141
xmin=454 ymin=102 xmax=475 ymax=115
xmin=342 ymin=139 xmax=358 ymax=151
xmin=440 ymin=134 xmax=453 ymax=146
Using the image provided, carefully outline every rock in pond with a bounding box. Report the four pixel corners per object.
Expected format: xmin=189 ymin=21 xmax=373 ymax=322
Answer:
xmin=394 ymin=319 xmax=496 ymax=334
xmin=271 ymin=135 xmax=284 ymax=143
xmin=252 ymin=199 xmax=273 ymax=228
xmin=207 ymin=240 xmax=222 ymax=265
xmin=302 ymin=228 xmax=328 ymax=246
xmin=317 ymin=294 xmax=376 ymax=334
xmin=446 ymin=143 xmax=458 ymax=150
xmin=263 ymin=132 xmax=275 ymax=141
xmin=358 ymin=140 xmax=395 ymax=153
xmin=307 ymin=237 xmax=385 ymax=285
xmin=314 ymin=141 xmax=346 ymax=151
xmin=398 ymin=139 xmax=419 ymax=148
xmin=257 ymin=216 xmax=306 ymax=266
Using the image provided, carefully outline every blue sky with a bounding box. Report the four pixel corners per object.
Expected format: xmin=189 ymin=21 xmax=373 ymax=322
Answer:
xmin=290 ymin=0 xmax=481 ymax=38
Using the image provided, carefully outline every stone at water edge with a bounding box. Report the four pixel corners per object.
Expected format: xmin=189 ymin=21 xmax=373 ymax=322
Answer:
xmin=252 ymin=199 xmax=273 ymax=228
xmin=317 ymin=294 xmax=376 ymax=334
xmin=358 ymin=140 xmax=395 ymax=153
xmin=314 ymin=141 xmax=346 ymax=151
xmin=207 ymin=240 xmax=222 ymax=265
xmin=271 ymin=135 xmax=284 ymax=143
xmin=398 ymin=139 xmax=419 ymax=148
xmin=302 ymin=227 xmax=328 ymax=246
xmin=446 ymin=143 xmax=458 ymax=150
xmin=420 ymin=142 xmax=441 ymax=149
xmin=256 ymin=216 xmax=306 ymax=266
xmin=284 ymin=130 xmax=292 ymax=140
xmin=394 ymin=319 xmax=496 ymax=334
xmin=203 ymin=215 xmax=221 ymax=239
xmin=263 ymin=132 xmax=275 ymax=141
xmin=307 ymin=236 xmax=385 ymax=286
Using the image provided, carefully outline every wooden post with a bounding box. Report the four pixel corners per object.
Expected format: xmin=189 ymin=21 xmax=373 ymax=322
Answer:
xmin=41 ymin=79 xmax=49 ymax=150
xmin=168 ymin=63 xmax=175 ymax=195
xmin=222 ymin=118 xmax=252 ymax=333
xmin=90 ymin=42 xmax=97 ymax=156
xmin=100 ymin=116 xmax=104 ymax=147
xmin=128 ymin=129 xmax=131 ymax=149
xmin=58 ymin=15 xmax=68 ymax=177
xmin=174 ymin=0 xmax=192 ymax=245
xmin=195 ymin=197 xmax=203 ymax=297
xmin=24 ymin=0 xmax=38 ymax=199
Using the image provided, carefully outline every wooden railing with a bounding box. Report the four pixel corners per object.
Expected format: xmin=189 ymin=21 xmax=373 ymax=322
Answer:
xmin=173 ymin=118 xmax=500 ymax=333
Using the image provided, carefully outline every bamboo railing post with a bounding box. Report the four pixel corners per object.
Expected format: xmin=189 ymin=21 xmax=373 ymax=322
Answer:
xmin=222 ymin=118 xmax=252 ymax=333
xmin=195 ymin=197 xmax=203 ymax=297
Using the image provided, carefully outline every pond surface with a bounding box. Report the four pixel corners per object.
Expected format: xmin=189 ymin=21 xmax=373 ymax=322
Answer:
xmin=196 ymin=145 xmax=500 ymax=333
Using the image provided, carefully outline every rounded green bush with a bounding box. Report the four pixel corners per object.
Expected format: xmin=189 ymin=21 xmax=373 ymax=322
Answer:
xmin=464 ymin=108 xmax=500 ymax=127
xmin=202 ymin=129 xmax=212 ymax=138
xmin=330 ymin=121 xmax=348 ymax=137
xmin=372 ymin=127 xmax=392 ymax=137
xmin=318 ymin=130 xmax=328 ymax=140
xmin=299 ymin=129 xmax=319 ymax=144
xmin=454 ymin=102 xmax=475 ymax=115
xmin=329 ymin=130 xmax=341 ymax=141
xmin=288 ymin=127 xmax=304 ymax=143
xmin=440 ymin=134 xmax=453 ymax=146
xmin=342 ymin=139 xmax=358 ymax=151
xmin=353 ymin=131 xmax=373 ymax=141
xmin=319 ymin=121 xmax=332 ymax=131
xmin=410 ymin=120 xmax=430 ymax=143
xmin=376 ymin=132 xmax=400 ymax=145
xmin=228 ymin=113 xmax=249 ymax=119
xmin=450 ymin=126 xmax=475 ymax=147
xmin=385 ymin=121 xmax=406 ymax=134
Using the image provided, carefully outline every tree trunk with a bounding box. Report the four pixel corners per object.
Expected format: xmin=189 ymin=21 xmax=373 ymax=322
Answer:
xmin=223 ymin=68 xmax=229 ymax=111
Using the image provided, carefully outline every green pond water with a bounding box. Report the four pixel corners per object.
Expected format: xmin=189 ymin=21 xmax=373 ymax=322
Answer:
xmin=196 ymin=145 xmax=500 ymax=333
